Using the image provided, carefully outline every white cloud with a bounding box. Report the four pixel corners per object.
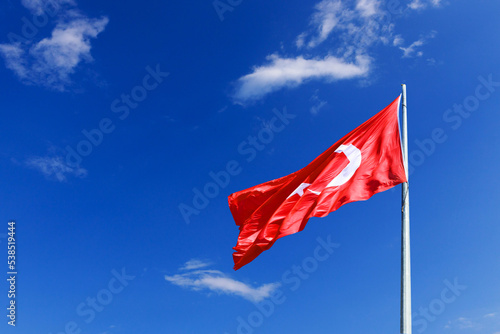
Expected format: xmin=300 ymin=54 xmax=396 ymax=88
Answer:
xmin=165 ymin=260 xmax=280 ymax=302
xmin=0 ymin=44 xmax=29 ymax=78
xmin=232 ymin=0 xmax=443 ymax=103
xmin=399 ymin=38 xmax=425 ymax=57
xmin=305 ymin=0 xmax=346 ymax=49
xmin=180 ymin=259 xmax=211 ymax=271
xmin=25 ymin=156 xmax=87 ymax=181
xmin=408 ymin=0 xmax=443 ymax=10
xmin=21 ymin=0 xmax=75 ymax=15
xmin=445 ymin=312 xmax=500 ymax=331
xmin=0 ymin=15 xmax=108 ymax=90
xmin=99 ymin=324 xmax=117 ymax=334
xmin=399 ymin=31 xmax=436 ymax=58
xmin=310 ymin=89 xmax=327 ymax=115
xmin=408 ymin=0 xmax=426 ymax=10
xmin=237 ymin=0 xmax=389 ymax=103
xmin=355 ymin=0 xmax=380 ymax=17
xmin=0 ymin=1 xmax=108 ymax=90
xmin=393 ymin=34 xmax=404 ymax=46
xmin=295 ymin=32 xmax=306 ymax=49
xmin=456 ymin=317 xmax=477 ymax=329
xmin=297 ymin=0 xmax=393 ymax=52
xmin=233 ymin=54 xmax=370 ymax=103
xmin=33 ymin=16 xmax=108 ymax=77
xmin=311 ymin=100 xmax=327 ymax=114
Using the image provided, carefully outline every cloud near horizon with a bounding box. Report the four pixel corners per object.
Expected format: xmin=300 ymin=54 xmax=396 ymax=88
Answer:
xmin=165 ymin=259 xmax=280 ymax=302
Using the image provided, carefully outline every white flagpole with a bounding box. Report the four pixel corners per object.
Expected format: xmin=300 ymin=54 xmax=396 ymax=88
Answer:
xmin=400 ymin=84 xmax=412 ymax=334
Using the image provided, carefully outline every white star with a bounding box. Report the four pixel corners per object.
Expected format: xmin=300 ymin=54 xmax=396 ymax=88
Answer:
xmin=287 ymin=183 xmax=311 ymax=198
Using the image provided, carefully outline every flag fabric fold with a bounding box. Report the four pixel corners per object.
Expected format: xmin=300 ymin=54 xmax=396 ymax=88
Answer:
xmin=229 ymin=96 xmax=407 ymax=270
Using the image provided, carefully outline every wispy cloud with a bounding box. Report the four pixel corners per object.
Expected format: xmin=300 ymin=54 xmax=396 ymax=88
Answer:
xmin=180 ymin=259 xmax=211 ymax=271
xmin=21 ymin=0 xmax=75 ymax=15
xmin=233 ymin=54 xmax=370 ymax=103
xmin=444 ymin=316 xmax=479 ymax=330
xmin=25 ymin=156 xmax=87 ymax=182
xmin=296 ymin=0 xmax=392 ymax=54
xmin=408 ymin=0 xmax=426 ymax=10
xmin=408 ymin=0 xmax=443 ymax=10
xmin=232 ymin=0 xmax=443 ymax=103
xmin=399 ymin=38 xmax=425 ymax=58
xmin=445 ymin=312 xmax=500 ymax=331
xmin=310 ymin=89 xmax=328 ymax=115
xmin=165 ymin=259 xmax=280 ymax=302
xmin=355 ymin=0 xmax=381 ymax=17
xmin=99 ymin=324 xmax=117 ymax=334
xmin=301 ymin=0 xmax=346 ymax=49
xmin=0 ymin=15 xmax=108 ymax=90
xmin=0 ymin=2 xmax=108 ymax=90
xmin=233 ymin=0 xmax=386 ymax=103
xmin=456 ymin=317 xmax=476 ymax=329
xmin=0 ymin=44 xmax=28 ymax=78
xmin=393 ymin=34 xmax=404 ymax=47
xmin=399 ymin=31 xmax=437 ymax=58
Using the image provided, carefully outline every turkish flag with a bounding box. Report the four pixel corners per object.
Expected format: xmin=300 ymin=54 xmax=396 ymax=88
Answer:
xmin=229 ymin=96 xmax=407 ymax=270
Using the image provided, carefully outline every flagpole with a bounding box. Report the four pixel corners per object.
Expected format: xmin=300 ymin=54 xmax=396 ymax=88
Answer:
xmin=400 ymin=84 xmax=412 ymax=334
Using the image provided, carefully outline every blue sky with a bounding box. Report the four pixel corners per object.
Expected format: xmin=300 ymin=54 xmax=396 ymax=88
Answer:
xmin=1 ymin=0 xmax=500 ymax=333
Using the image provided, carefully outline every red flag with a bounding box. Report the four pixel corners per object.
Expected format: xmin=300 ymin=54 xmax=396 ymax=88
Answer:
xmin=228 ymin=96 xmax=407 ymax=270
